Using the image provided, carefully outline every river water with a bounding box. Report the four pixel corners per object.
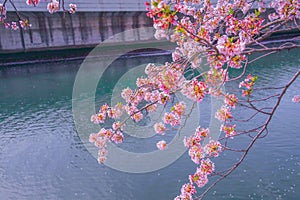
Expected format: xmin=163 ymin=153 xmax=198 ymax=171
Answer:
xmin=0 ymin=49 xmax=299 ymax=200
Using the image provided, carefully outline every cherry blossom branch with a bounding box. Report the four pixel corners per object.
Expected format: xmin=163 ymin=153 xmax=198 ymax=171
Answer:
xmin=8 ymin=0 xmax=21 ymax=20
xmin=2 ymin=0 xmax=8 ymax=6
xmin=228 ymin=58 xmax=248 ymax=81
xmin=245 ymin=93 xmax=280 ymax=103
xmin=244 ymin=43 xmax=300 ymax=54
xmin=195 ymin=69 xmax=300 ymax=200
xmin=248 ymin=51 xmax=277 ymax=64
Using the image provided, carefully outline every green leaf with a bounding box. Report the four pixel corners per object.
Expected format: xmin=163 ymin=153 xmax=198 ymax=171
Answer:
xmin=165 ymin=5 xmax=170 ymax=13
xmin=255 ymin=9 xmax=260 ymax=17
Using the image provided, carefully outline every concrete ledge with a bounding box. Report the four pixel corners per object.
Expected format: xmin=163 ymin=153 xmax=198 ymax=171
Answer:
xmin=0 ymin=39 xmax=176 ymax=66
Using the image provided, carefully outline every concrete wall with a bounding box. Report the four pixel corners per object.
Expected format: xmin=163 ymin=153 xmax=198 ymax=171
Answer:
xmin=5 ymin=0 xmax=147 ymax=12
xmin=0 ymin=11 xmax=154 ymax=52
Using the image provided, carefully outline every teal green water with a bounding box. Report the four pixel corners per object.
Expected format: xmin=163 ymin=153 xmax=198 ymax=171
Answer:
xmin=0 ymin=50 xmax=299 ymax=200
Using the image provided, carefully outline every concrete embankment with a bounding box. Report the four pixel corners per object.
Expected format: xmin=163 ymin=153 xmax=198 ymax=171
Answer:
xmin=0 ymin=11 xmax=175 ymax=65
xmin=0 ymin=11 xmax=154 ymax=52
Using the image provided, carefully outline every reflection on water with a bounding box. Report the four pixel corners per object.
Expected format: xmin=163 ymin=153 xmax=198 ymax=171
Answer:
xmin=0 ymin=49 xmax=299 ymax=200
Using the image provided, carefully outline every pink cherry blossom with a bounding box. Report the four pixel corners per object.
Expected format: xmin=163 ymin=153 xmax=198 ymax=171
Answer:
xmin=121 ymin=87 xmax=133 ymax=103
xmin=150 ymin=90 xmax=160 ymax=103
xmin=199 ymin=158 xmax=215 ymax=175
xmin=215 ymin=106 xmax=232 ymax=122
xmin=183 ymin=135 xmax=201 ymax=149
xmin=89 ymin=133 xmax=97 ymax=143
xmin=181 ymin=79 xmax=207 ymax=102
xmin=47 ymin=0 xmax=59 ymax=14
xmin=175 ymin=183 xmax=196 ymax=199
xmin=172 ymin=101 xmax=186 ymax=117
xmin=271 ymin=0 xmax=300 ymax=20
xmin=146 ymin=104 xmax=158 ymax=112
xmin=224 ymin=93 xmax=238 ymax=108
xmin=180 ymin=183 xmax=196 ymax=196
xmin=205 ymin=140 xmax=222 ymax=157
xmin=0 ymin=4 xmax=6 ymax=21
xmin=221 ymin=124 xmax=237 ymax=138
xmin=97 ymin=156 xmax=106 ymax=164
xmin=195 ymin=126 xmax=209 ymax=138
xmin=112 ymin=121 xmax=124 ymax=131
xmin=156 ymin=67 xmax=184 ymax=93
xmin=100 ymin=103 xmax=109 ymax=113
xmin=158 ymin=92 xmax=170 ymax=104
xmin=144 ymin=92 xmax=152 ymax=102
xmin=97 ymin=128 xmax=113 ymax=139
xmin=132 ymin=112 xmax=143 ymax=122
xmin=90 ymin=112 xmax=106 ymax=124
xmin=189 ymin=171 xmax=208 ymax=188
xmin=184 ymin=127 xmax=209 ymax=148
xmin=97 ymin=148 xmax=108 ymax=163
xmin=239 ymin=74 xmax=257 ymax=97
xmin=154 ymin=122 xmax=166 ymax=134
xmin=188 ymin=145 xmax=205 ymax=164
xmin=163 ymin=112 xmax=180 ymax=127
xmin=107 ymin=104 xmax=123 ymax=119
xmin=111 ymin=132 xmax=124 ymax=144
xmin=156 ymin=140 xmax=167 ymax=150
xmin=19 ymin=19 xmax=31 ymax=29
xmin=216 ymin=35 xmax=245 ymax=59
xmin=268 ymin=13 xmax=280 ymax=21
xmin=4 ymin=22 xmax=10 ymax=29
xmin=174 ymin=193 xmax=192 ymax=200
xmin=26 ymin=0 xmax=40 ymax=6
xmin=95 ymin=138 xmax=106 ymax=149
xmin=69 ymin=3 xmax=77 ymax=14
xmin=11 ymin=22 xmax=18 ymax=30
xmin=97 ymin=148 xmax=107 ymax=158
xmin=292 ymin=95 xmax=300 ymax=103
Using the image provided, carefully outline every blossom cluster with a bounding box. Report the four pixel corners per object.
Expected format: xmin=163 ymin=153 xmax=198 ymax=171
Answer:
xmin=270 ymin=0 xmax=300 ymax=20
xmin=175 ymin=158 xmax=215 ymax=199
xmin=177 ymin=125 xmax=221 ymax=199
xmin=89 ymin=103 xmax=127 ymax=162
xmin=89 ymin=62 xmax=190 ymax=156
xmin=89 ymin=127 xmax=124 ymax=163
xmin=183 ymin=127 xmax=208 ymax=164
xmin=182 ymin=127 xmax=221 ymax=179
xmin=155 ymin=101 xmax=187 ymax=150
xmin=46 ymin=1 xmax=77 ymax=14
xmin=0 ymin=7 xmax=30 ymax=30
xmin=181 ymin=79 xmax=207 ymax=102
xmin=176 ymin=124 xmax=223 ymax=199
xmin=0 ymin=1 xmax=76 ymax=30
xmin=239 ymin=74 xmax=258 ymax=97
